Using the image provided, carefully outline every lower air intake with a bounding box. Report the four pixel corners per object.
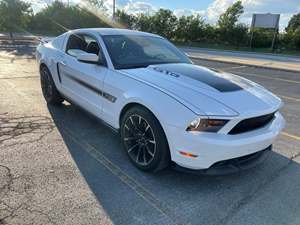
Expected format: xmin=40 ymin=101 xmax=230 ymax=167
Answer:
xmin=229 ymin=112 xmax=275 ymax=135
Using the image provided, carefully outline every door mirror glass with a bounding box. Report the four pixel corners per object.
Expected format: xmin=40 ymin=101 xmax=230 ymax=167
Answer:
xmin=76 ymin=53 xmax=99 ymax=64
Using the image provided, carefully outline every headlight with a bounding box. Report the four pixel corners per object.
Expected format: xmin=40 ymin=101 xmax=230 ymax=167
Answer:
xmin=186 ymin=118 xmax=228 ymax=132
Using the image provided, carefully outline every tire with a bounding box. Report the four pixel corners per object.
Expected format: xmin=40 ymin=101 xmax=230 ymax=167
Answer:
xmin=40 ymin=65 xmax=63 ymax=105
xmin=120 ymin=106 xmax=170 ymax=172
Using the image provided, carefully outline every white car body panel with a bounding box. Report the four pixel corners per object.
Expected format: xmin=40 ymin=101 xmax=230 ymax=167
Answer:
xmin=36 ymin=28 xmax=285 ymax=170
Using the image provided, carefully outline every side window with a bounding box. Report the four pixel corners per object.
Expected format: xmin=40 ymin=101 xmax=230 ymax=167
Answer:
xmin=84 ymin=35 xmax=100 ymax=55
xmin=65 ymin=34 xmax=101 ymax=57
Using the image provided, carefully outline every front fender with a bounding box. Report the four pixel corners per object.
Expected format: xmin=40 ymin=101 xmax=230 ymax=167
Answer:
xmin=115 ymin=88 xmax=198 ymax=132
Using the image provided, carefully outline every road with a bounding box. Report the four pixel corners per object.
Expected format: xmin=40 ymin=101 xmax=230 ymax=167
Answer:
xmin=181 ymin=47 xmax=300 ymax=73
xmin=0 ymin=46 xmax=300 ymax=225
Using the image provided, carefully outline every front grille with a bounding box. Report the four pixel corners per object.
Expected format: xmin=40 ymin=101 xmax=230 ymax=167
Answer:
xmin=229 ymin=112 xmax=275 ymax=135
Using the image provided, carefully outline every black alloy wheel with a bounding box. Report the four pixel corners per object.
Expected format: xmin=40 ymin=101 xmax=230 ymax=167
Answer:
xmin=121 ymin=106 xmax=170 ymax=172
xmin=40 ymin=66 xmax=63 ymax=105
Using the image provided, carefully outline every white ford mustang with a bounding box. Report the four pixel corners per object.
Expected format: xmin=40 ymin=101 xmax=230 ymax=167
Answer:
xmin=36 ymin=28 xmax=285 ymax=173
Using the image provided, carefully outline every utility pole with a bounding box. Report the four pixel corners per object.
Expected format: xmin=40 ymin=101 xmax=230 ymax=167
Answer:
xmin=113 ymin=0 xmax=116 ymax=19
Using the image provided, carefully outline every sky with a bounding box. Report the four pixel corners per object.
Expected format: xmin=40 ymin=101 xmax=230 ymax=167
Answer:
xmin=29 ymin=0 xmax=300 ymax=30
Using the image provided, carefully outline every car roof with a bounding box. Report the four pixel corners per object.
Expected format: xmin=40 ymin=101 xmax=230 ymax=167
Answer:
xmin=69 ymin=28 xmax=163 ymax=38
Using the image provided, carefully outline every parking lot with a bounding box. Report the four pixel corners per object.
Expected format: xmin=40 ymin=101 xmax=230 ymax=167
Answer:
xmin=0 ymin=45 xmax=300 ymax=225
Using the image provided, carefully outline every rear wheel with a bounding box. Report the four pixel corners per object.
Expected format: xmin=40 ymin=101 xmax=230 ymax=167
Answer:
xmin=120 ymin=106 xmax=170 ymax=172
xmin=40 ymin=65 xmax=63 ymax=105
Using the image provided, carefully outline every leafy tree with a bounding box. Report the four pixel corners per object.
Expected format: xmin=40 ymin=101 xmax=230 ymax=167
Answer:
xmin=0 ymin=0 xmax=32 ymax=39
xmin=217 ymin=1 xmax=246 ymax=45
xmin=150 ymin=9 xmax=177 ymax=39
xmin=218 ymin=1 xmax=244 ymax=30
xmin=175 ymin=15 xmax=205 ymax=42
xmin=28 ymin=0 xmax=109 ymax=35
xmin=115 ymin=9 xmax=137 ymax=29
xmin=202 ymin=24 xmax=218 ymax=43
xmin=251 ymin=28 xmax=274 ymax=48
xmin=286 ymin=13 xmax=300 ymax=32
xmin=135 ymin=13 xmax=153 ymax=33
xmin=230 ymin=23 xmax=248 ymax=47
xmin=293 ymin=27 xmax=300 ymax=48
xmin=283 ymin=13 xmax=300 ymax=49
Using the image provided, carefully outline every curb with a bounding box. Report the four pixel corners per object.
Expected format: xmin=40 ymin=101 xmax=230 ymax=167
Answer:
xmin=180 ymin=46 xmax=300 ymax=59
xmin=188 ymin=55 xmax=300 ymax=74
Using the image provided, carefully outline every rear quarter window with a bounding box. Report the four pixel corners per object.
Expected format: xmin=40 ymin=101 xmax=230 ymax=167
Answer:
xmin=51 ymin=34 xmax=66 ymax=50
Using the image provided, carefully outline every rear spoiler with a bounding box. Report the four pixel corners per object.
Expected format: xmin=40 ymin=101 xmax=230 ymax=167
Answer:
xmin=39 ymin=37 xmax=55 ymax=44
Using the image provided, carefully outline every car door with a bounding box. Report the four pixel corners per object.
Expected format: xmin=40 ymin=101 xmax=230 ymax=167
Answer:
xmin=58 ymin=33 xmax=108 ymax=118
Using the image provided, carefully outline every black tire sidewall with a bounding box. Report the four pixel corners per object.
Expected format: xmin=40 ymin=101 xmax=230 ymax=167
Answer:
xmin=40 ymin=66 xmax=63 ymax=105
xmin=120 ymin=106 xmax=170 ymax=172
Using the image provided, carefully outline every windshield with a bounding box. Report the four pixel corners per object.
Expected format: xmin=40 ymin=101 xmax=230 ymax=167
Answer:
xmin=102 ymin=35 xmax=191 ymax=69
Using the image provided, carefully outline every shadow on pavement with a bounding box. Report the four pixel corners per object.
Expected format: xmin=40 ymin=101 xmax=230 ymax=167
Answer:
xmin=48 ymin=103 xmax=300 ymax=225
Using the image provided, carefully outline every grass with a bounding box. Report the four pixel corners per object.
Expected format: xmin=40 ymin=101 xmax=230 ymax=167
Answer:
xmin=173 ymin=41 xmax=300 ymax=57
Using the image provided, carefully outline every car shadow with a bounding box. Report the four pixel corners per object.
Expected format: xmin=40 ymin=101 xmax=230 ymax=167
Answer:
xmin=48 ymin=103 xmax=300 ymax=225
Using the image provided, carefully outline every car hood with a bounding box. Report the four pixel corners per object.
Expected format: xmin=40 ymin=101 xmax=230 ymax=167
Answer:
xmin=120 ymin=63 xmax=282 ymax=117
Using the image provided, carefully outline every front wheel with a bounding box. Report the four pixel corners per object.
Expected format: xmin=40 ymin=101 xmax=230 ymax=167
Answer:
xmin=120 ymin=106 xmax=170 ymax=172
xmin=40 ymin=66 xmax=63 ymax=105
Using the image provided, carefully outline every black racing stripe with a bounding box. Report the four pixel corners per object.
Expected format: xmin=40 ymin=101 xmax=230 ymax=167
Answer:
xmin=63 ymin=73 xmax=117 ymax=103
xmin=154 ymin=64 xmax=243 ymax=92
xmin=66 ymin=73 xmax=103 ymax=95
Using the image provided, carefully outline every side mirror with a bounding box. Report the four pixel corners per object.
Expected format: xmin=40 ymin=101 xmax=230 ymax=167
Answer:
xmin=76 ymin=53 xmax=99 ymax=64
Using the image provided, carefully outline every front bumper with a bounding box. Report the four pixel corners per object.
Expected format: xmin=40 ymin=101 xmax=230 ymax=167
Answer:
xmin=166 ymin=112 xmax=285 ymax=170
xmin=173 ymin=145 xmax=272 ymax=175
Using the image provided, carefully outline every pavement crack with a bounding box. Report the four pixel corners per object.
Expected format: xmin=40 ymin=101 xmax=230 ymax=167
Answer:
xmin=0 ymin=113 xmax=54 ymax=147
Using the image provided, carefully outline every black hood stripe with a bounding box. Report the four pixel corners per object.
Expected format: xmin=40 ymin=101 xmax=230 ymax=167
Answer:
xmin=153 ymin=64 xmax=243 ymax=92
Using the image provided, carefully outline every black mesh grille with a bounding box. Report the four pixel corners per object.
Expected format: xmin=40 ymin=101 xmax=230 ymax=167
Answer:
xmin=229 ymin=113 xmax=275 ymax=135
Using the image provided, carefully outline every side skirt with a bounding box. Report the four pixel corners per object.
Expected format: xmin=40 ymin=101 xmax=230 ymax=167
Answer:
xmin=60 ymin=93 xmax=120 ymax=134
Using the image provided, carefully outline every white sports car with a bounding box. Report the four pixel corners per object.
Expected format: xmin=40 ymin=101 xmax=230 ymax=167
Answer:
xmin=36 ymin=28 xmax=285 ymax=174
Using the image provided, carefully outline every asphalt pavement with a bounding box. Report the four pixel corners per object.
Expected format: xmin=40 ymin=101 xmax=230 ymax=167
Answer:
xmin=0 ymin=45 xmax=300 ymax=225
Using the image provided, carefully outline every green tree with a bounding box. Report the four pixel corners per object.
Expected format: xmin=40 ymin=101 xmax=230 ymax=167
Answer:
xmin=292 ymin=27 xmax=300 ymax=48
xmin=0 ymin=0 xmax=32 ymax=39
xmin=135 ymin=13 xmax=153 ymax=33
xmin=286 ymin=13 xmax=300 ymax=32
xmin=115 ymin=9 xmax=137 ymax=29
xmin=283 ymin=13 xmax=300 ymax=49
xmin=217 ymin=1 xmax=246 ymax=45
xmin=230 ymin=23 xmax=248 ymax=47
xmin=150 ymin=9 xmax=177 ymax=39
xmin=28 ymin=1 xmax=109 ymax=35
xmin=218 ymin=1 xmax=244 ymax=30
xmin=175 ymin=15 xmax=205 ymax=42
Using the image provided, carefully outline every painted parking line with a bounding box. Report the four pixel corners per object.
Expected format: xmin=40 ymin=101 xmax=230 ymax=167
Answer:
xmin=62 ymin=126 xmax=183 ymax=225
xmin=278 ymin=95 xmax=300 ymax=102
xmin=220 ymin=65 xmax=249 ymax=71
xmin=281 ymin=132 xmax=300 ymax=142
